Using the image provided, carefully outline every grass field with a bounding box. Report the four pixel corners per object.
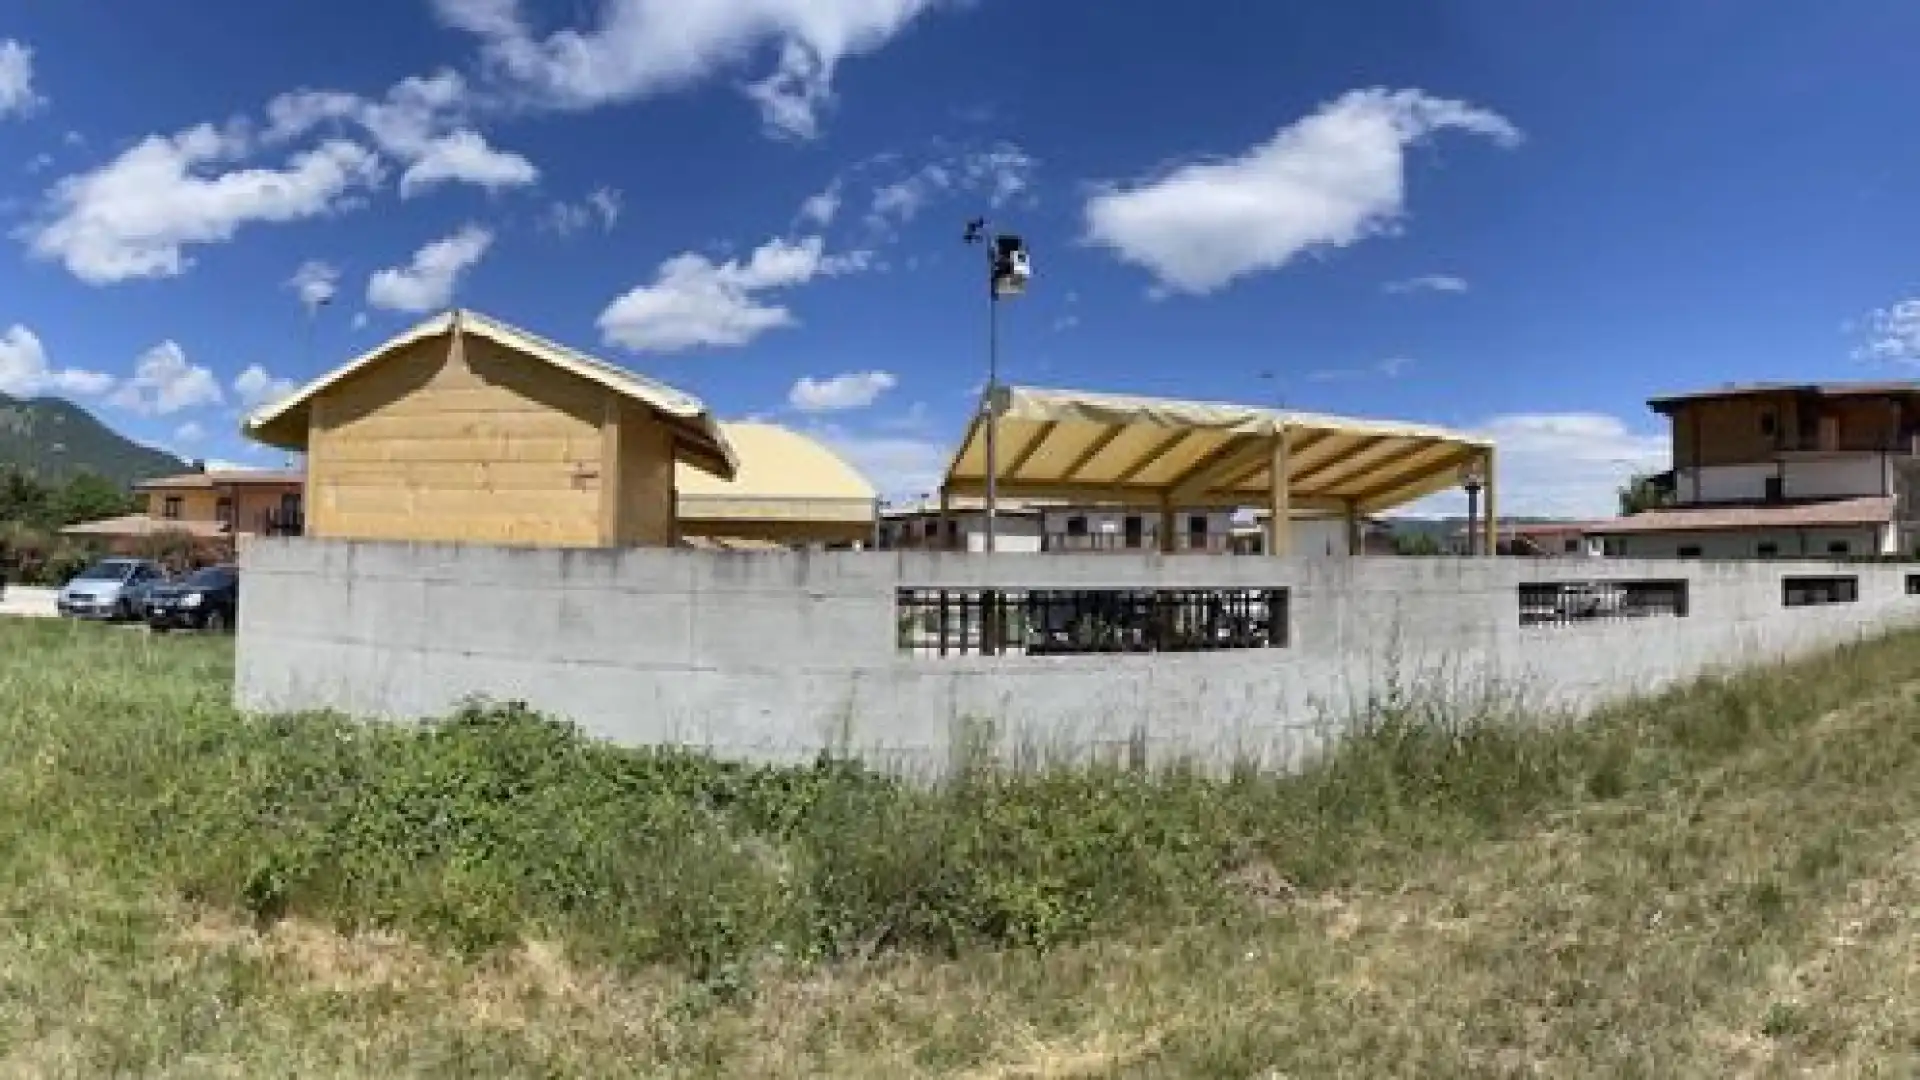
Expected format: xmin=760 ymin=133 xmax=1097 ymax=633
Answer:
xmin=5 ymin=617 xmax=1920 ymax=1077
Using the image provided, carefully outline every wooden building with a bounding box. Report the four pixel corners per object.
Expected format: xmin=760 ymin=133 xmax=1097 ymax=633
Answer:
xmin=242 ymin=309 xmax=737 ymax=548
xmin=61 ymin=468 xmax=304 ymax=554
xmin=675 ymin=422 xmax=878 ymax=548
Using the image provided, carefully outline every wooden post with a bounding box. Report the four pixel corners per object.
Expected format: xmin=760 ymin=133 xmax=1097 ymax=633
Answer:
xmin=1344 ymin=501 xmax=1362 ymax=557
xmin=1158 ymin=497 xmax=1176 ymax=554
xmin=938 ymin=488 xmax=953 ymax=551
xmin=1267 ymin=426 xmax=1292 ymax=557
xmin=1480 ymin=449 xmax=1498 ymax=559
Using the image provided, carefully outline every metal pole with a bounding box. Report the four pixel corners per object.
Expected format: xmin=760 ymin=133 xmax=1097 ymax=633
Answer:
xmin=985 ymin=273 xmax=1000 ymax=555
xmin=1466 ymin=487 xmax=1480 ymax=556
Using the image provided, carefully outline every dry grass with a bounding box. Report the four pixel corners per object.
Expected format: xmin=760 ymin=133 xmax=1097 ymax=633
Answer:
xmin=4 ymin=617 xmax=1920 ymax=1076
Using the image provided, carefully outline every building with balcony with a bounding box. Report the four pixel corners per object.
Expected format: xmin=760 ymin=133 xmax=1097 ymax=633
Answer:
xmin=1587 ymin=382 xmax=1920 ymax=558
xmin=60 ymin=467 xmax=307 ymax=554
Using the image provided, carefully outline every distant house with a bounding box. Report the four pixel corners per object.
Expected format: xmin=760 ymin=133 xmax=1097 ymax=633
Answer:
xmin=1448 ymin=521 xmax=1602 ymax=557
xmin=61 ymin=468 xmax=304 ymax=553
xmin=241 ymin=309 xmax=738 ymax=549
xmin=1587 ymin=381 xmax=1919 ymax=558
xmin=675 ymin=422 xmax=878 ymax=549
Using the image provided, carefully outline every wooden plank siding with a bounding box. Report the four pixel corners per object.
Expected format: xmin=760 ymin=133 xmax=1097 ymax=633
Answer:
xmin=303 ymin=327 xmax=676 ymax=547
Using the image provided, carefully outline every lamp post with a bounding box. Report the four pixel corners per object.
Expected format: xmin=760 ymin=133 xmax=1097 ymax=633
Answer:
xmin=1459 ymin=460 xmax=1486 ymax=556
xmin=963 ymin=218 xmax=1030 ymax=555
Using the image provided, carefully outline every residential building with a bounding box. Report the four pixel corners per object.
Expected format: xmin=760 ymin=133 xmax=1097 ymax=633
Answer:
xmin=60 ymin=468 xmax=305 ymax=552
xmin=879 ymin=499 xmax=1364 ymax=555
xmin=1448 ymin=521 xmax=1604 ymax=557
xmin=241 ymin=308 xmax=737 ymax=549
xmin=1588 ymin=382 xmax=1920 ymax=558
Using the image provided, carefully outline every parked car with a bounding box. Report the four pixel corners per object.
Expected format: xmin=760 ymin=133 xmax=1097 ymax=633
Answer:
xmin=145 ymin=564 xmax=239 ymax=633
xmin=56 ymin=557 xmax=167 ymax=621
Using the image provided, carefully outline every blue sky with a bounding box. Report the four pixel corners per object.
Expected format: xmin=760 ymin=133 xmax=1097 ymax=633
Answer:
xmin=5 ymin=1 xmax=1920 ymax=517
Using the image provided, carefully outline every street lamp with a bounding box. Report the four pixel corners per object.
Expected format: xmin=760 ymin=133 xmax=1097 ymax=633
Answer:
xmin=1459 ymin=460 xmax=1486 ymax=556
xmin=963 ymin=218 xmax=1031 ymax=555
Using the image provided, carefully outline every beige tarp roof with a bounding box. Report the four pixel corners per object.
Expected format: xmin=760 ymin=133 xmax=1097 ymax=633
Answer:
xmin=242 ymin=308 xmax=738 ymax=480
xmin=61 ymin=514 xmax=229 ymax=539
xmin=675 ymin=422 xmax=877 ymax=525
xmin=945 ymin=385 xmax=1494 ymax=514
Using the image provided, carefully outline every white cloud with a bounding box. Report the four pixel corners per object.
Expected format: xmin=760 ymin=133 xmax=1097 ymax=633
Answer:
xmin=0 ymin=325 xmax=115 ymax=398
xmin=1400 ymin=411 xmax=1666 ymax=520
xmin=1859 ymin=297 xmax=1920 ymax=364
xmin=432 ymin=0 xmax=948 ymax=139
xmin=232 ymin=363 xmax=301 ymax=413
xmin=288 ymin=259 xmax=339 ymax=308
xmin=797 ymin=181 xmax=841 ymax=227
xmin=1384 ymin=274 xmax=1469 ymax=295
xmin=811 ymin=425 xmax=950 ymax=500
xmin=23 ymin=152 xmax=52 ymax=175
xmin=867 ymin=143 xmax=1035 ymax=229
xmin=366 ymin=224 xmax=493 ymax=313
xmin=397 ymin=128 xmax=538 ymax=196
xmin=789 ymin=370 xmax=897 ymax=412
xmin=597 ymin=235 xmax=868 ymax=352
xmin=173 ymin=421 xmax=207 ymax=445
xmin=1082 ymin=88 xmax=1521 ymax=296
xmin=0 ymin=39 xmax=43 ymax=119
xmin=110 ymin=341 xmax=224 ymax=415
xmin=20 ymin=125 xmax=382 ymax=284
xmin=1308 ymin=356 xmax=1416 ymax=382
xmin=544 ymin=186 xmax=623 ymax=235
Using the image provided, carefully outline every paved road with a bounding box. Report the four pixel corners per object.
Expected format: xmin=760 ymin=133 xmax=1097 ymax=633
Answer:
xmin=0 ymin=587 xmax=58 ymax=619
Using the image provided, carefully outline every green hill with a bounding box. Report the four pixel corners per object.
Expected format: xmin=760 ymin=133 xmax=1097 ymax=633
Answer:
xmin=0 ymin=392 xmax=188 ymax=489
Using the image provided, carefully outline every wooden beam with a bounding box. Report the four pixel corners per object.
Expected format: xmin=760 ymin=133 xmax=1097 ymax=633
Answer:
xmin=598 ymin=393 xmax=622 ymax=546
xmin=1352 ymin=445 xmax=1485 ymax=513
xmin=1480 ymin=448 xmax=1498 ymax=558
xmin=940 ymin=478 xmax=1348 ymax=513
xmin=1292 ymin=436 xmax=1409 ymax=494
xmin=1165 ymin=437 xmax=1271 ymax=504
xmin=1344 ymin=441 xmax=1475 ymax=503
xmin=1267 ymin=427 xmax=1291 ymax=556
xmin=1058 ymin=426 xmax=1127 ymax=483
xmin=1110 ymin=428 xmax=1198 ymax=485
xmin=1002 ymin=420 xmax=1061 ymax=481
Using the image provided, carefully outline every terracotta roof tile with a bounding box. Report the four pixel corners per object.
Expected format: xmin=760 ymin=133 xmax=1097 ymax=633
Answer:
xmin=1586 ymin=497 xmax=1893 ymax=535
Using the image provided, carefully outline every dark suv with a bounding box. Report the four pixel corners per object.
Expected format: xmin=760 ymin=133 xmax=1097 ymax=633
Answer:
xmin=145 ymin=564 xmax=239 ymax=633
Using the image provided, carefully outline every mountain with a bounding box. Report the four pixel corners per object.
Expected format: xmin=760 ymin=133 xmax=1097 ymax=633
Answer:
xmin=0 ymin=392 xmax=189 ymax=490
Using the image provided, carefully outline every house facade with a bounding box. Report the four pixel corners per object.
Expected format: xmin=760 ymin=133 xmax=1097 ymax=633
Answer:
xmin=1588 ymin=382 xmax=1918 ymax=558
xmin=61 ymin=468 xmax=305 ymax=553
xmin=879 ymin=499 xmax=1356 ymax=555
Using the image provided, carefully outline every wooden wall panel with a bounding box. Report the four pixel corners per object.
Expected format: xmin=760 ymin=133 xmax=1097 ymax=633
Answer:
xmin=305 ymin=331 xmax=611 ymax=548
xmin=615 ymin=400 xmax=676 ymax=546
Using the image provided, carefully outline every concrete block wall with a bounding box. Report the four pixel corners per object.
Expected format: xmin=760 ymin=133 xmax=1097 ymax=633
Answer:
xmin=235 ymin=539 xmax=1920 ymax=776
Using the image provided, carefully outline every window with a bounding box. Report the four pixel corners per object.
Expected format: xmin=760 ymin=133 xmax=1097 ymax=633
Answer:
xmin=1066 ymin=516 xmax=1088 ymax=536
xmin=1564 ymin=538 xmax=1580 ymax=553
xmin=162 ymin=497 xmax=181 ymax=520
xmin=923 ymin=520 xmax=938 ymax=538
xmin=1756 ymin=543 xmax=1779 ymax=559
xmin=1188 ymin=514 xmax=1208 ymax=536
xmin=1677 ymin=545 xmax=1702 ymax=559
xmin=215 ymin=497 xmax=233 ymax=525
xmin=1783 ymin=575 xmax=1858 ymax=607
xmin=1827 ymin=540 xmax=1851 ymax=556
xmin=1764 ymin=476 xmax=1784 ymax=502
xmin=1760 ymin=412 xmax=1777 ymax=437
xmin=1122 ymin=515 xmax=1144 ymax=548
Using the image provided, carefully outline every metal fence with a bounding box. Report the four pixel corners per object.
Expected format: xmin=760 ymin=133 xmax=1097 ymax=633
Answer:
xmin=1516 ymin=579 xmax=1690 ymax=628
xmin=896 ymin=586 xmax=1288 ymax=657
xmin=1782 ymin=575 xmax=1859 ymax=607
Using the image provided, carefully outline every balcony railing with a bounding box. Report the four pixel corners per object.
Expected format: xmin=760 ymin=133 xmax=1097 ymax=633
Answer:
xmin=1042 ymin=532 xmax=1233 ymax=554
xmin=259 ymin=508 xmax=305 ymax=537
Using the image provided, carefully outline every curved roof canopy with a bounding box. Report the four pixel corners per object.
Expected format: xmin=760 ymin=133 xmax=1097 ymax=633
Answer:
xmin=944 ymin=385 xmax=1494 ymax=515
xmin=241 ymin=308 xmax=738 ymax=480
xmin=676 ymin=422 xmax=877 ymax=526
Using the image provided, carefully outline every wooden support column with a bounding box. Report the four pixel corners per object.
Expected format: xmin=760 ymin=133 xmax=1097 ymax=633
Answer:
xmin=1480 ymin=449 xmax=1498 ymax=558
xmin=1158 ymin=496 xmax=1176 ymax=554
xmin=1344 ymin=500 xmax=1362 ymax=558
xmin=1266 ymin=426 xmax=1292 ymax=557
xmin=938 ymin=488 xmax=954 ymax=551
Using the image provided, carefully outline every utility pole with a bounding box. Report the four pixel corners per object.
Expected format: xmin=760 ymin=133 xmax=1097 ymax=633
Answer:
xmin=962 ymin=218 xmax=1030 ymax=554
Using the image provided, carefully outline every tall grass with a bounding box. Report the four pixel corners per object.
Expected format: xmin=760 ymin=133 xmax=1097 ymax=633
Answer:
xmin=8 ymin=615 xmax=1920 ymax=1004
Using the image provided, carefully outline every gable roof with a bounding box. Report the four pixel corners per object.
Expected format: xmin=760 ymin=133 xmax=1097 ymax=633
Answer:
xmin=240 ymin=308 xmax=738 ymax=480
xmin=675 ymin=422 xmax=876 ymax=525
